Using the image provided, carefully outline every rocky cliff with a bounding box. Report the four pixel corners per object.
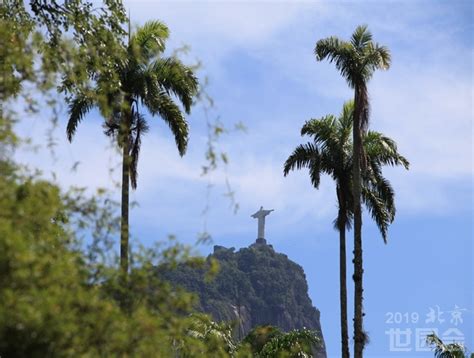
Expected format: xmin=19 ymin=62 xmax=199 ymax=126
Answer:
xmin=161 ymin=240 xmax=326 ymax=357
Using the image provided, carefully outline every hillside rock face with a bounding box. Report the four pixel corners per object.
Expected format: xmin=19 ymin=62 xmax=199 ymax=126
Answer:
xmin=161 ymin=241 xmax=327 ymax=357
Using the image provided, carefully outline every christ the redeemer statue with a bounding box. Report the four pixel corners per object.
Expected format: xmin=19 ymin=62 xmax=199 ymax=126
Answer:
xmin=251 ymin=206 xmax=274 ymax=243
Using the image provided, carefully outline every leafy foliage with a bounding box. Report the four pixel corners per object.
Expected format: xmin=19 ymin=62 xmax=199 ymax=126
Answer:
xmin=0 ymin=154 xmax=247 ymax=357
xmin=184 ymin=313 xmax=240 ymax=357
xmin=1 ymin=0 xmax=128 ymax=101
xmin=426 ymin=333 xmax=470 ymax=358
xmin=256 ymin=328 xmax=319 ymax=358
xmin=243 ymin=325 xmax=284 ymax=355
xmin=1 ymin=0 xmax=129 ymax=191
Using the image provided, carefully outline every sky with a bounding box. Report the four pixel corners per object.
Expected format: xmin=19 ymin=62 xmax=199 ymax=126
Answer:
xmin=14 ymin=1 xmax=473 ymax=357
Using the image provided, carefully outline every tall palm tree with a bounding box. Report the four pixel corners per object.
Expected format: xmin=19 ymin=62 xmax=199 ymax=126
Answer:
xmin=315 ymin=25 xmax=391 ymax=357
xmin=66 ymin=21 xmax=199 ymax=275
xmin=283 ymin=101 xmax=408 ymax=358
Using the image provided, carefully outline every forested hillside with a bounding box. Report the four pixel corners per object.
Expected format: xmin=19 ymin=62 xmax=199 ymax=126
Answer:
xmin=160 ymin=242 xmax=327 ymax=357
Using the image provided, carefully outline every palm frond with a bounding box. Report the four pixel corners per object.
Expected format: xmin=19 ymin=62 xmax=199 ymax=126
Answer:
xmin=308 ymin=155 xmax=322 ymax=189
xmin=340 ymin=100 xmax=354 ymax=127
xmin=338 ymin=100 xmax=354 ymax=147
xmin=283 ymin=143 xmax=332 ymax=189
xmin=67 ymin=95 xmax=94 ymax=141
xmin=301 ymin=115 xmax=341 ymax=153
xmin=314 ymin=36 xmax=343 ymax=60
xmin=314 ymin=37 xmax=356 ymax=87
xmin=359 ymin=128 xmax=408 ymax=243
xmin=365 ymin=167 xmax=395 ymax=217
xmin=365 ymin=131 xmax=409 ymax=169
xmin=129 ymin=20 xmax=169 ymax=62
xmin=363 ymin=42 xmax=391 ymax=71
xmin=143 ymin=88 xmax=189 ymax=156
xmin=351 ymin=24 xmax=372 ymax=51
xmin=426 ymin=333 xmax=466 ymax=358
xmin=149 ymin=57 xmax=199 ymax=113
xmin=283 ymin=143 xmax=321 ymax=180
xmin=361 ymin=186 xmax=391 ymax=243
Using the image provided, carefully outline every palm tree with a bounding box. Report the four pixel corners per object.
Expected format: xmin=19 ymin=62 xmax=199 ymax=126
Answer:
xmin=283 ymin=101 xmax=408 ymax=358
xmin=315 ymin=25 xmax=391 ymax=357
xmin=66 ymin=21 xmax=199 ymax=275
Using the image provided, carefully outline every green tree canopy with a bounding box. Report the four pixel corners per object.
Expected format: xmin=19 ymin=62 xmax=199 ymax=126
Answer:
xmin=0 ymin=156 xmax=239 ymax=357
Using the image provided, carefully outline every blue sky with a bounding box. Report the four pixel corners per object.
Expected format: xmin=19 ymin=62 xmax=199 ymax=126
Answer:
xmin=15 ymin=1 xmax=473 ymax=357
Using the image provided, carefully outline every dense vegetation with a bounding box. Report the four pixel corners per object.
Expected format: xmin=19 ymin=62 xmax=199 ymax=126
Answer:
xmin=0 ymin=159 xmax=226 ymax=356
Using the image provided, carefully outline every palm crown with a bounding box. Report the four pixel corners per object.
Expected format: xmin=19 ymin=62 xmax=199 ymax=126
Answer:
xmin=66 ymin=20 xmax=198 ymax=189
xmin=315 ymin=25 xmax=390 ymax=133
xmin=284 ymin=100 xmax=408 ymax=241
xmin=315 ymin=25 xmax=390 ymax=88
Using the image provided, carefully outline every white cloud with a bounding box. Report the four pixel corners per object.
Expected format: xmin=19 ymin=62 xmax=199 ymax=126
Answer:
xmin=371 ymin=65 xmax=472 ymax=179
xmin=126 ymin=1 xmax=317 ymax=47
xmin=12 ymin=0 xmax=473 ymax=243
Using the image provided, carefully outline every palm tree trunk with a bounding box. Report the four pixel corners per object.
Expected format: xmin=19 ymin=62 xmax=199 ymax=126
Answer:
xmin=120 ymin=121 xmax=131 ymax=276
xmin=353 ymin=84 xmax=365 ymax=358
xmin=339 ymin=219 xmax=350 ymax=358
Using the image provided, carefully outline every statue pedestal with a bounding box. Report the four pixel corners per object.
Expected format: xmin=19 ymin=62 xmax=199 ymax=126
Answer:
xmin=255 ymin=238 xmax=267 ymax=245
